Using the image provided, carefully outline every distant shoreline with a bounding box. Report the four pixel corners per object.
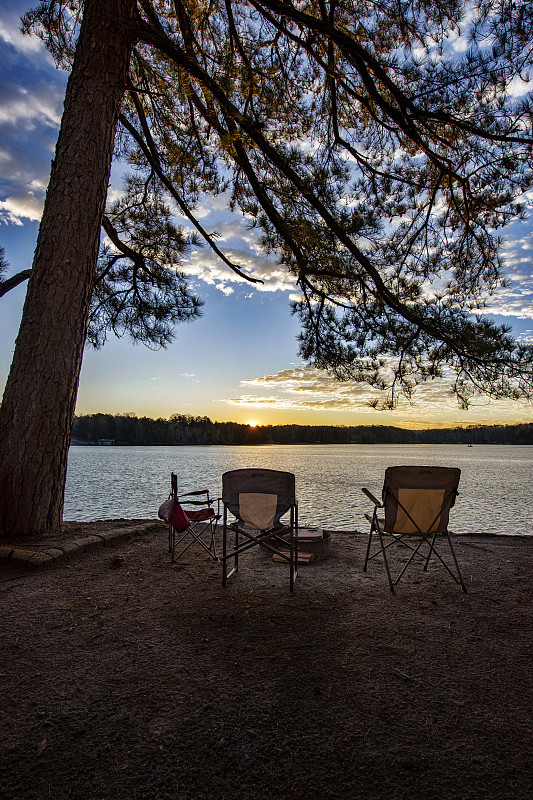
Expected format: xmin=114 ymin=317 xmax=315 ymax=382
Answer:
xmin=70 ymin=440 xmax=532 ymax=446
xmin=71 ymin=415 xmax=533 ymax=447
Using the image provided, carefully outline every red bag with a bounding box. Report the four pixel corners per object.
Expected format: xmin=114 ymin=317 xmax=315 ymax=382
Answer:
xmin=158 ymin=498 xmax=190 ymax=532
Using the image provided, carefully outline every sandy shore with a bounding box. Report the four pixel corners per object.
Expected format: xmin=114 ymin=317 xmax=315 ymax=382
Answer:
xmin=1 ymin=522 xmax=532 ymax=799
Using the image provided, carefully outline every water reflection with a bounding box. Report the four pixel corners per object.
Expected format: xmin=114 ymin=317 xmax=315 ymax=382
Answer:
xmin=65 ymin=444 xmax=533 ymax=535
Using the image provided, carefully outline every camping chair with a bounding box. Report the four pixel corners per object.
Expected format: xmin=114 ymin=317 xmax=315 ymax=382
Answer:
xmin=221 ymin=469 xmax=298 ymax=591
xmin=362 ymin=466 xmax=466 ymax=592
xmin=168 ymin=473 xmax=221 ymax=562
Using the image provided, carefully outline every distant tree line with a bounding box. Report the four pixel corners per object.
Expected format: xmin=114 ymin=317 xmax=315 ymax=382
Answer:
xmin=71 ymin=414 xmax=533 ymax=447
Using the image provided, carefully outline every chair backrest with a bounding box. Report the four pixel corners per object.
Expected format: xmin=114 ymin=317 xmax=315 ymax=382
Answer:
xmin=382 ymin=466 xmax=460 ymax=535
xmin=222 ymin=469 xmax=296 ymax=530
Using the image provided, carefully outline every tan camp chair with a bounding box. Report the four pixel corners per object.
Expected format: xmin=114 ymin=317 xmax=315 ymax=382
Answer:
xmin=168 ymin=473 xmax=221 ymax=562
xmin=362 ymin=466 xmax=466 ymax=592
xmin=221 ymin=468 xmax=298 ymax=591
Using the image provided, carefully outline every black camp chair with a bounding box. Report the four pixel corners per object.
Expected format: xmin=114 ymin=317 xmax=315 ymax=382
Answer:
xmin=168 ymin=473 xmax=221 ymax=562
xmin=362 ymin=465 xmax=466 ymax=592
xmin=221 ymin=468 xmax=298 ymax=591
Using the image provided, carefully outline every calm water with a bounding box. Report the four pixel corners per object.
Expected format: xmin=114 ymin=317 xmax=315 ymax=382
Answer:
xmin=64 ymin=444 xmax=533 ymax=535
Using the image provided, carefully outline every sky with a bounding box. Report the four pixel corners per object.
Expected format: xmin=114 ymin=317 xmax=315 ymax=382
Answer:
xmin=1 ymin=1 xmax=533 ymax=430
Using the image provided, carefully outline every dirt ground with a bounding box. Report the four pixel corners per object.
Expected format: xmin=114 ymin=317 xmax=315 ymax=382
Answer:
xmin=1 ymin=521 xmax=532 ymax=800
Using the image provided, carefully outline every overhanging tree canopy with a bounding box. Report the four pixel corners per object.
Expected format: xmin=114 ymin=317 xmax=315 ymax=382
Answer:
xmin=1 ymin=0 xmax=532 ymax=536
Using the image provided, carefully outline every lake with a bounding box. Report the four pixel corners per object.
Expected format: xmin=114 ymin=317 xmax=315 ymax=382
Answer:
xmin=64 ymin=444 xmax=533 ymax=535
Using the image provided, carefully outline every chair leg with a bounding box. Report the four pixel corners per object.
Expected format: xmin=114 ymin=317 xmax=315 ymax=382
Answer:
xmin=363 ymin=527 xmax=373 ymax=572
xmin=423 ymin=531 xmax=436 ymax=571
xmin=222 ymin=508 xmax=228 ymax=586
xmin=394 ymin=536 xmax=427 ymax=585
xmin=221 ymin=511 xmax=239 ymax=585
xmin=289 ymin=507 xmax=296 ymax=592
xmin=234 ymin=526 xmax=239 ymax=574
xmin=169 ymin=523 xmax=174 ymax=560
xmin=294 ymin=505 xmax=298 ymax=588
xmin=446 ymin=532 xmax=467 ymax=593
xmin=169 ymin=516 xmax=218 ymax=564
xmin=421 ymin=532 xmax=467 ymax=591
xmin=186 ymin=523 xmax=218 ymax=560
xmin=289 ymin=533 xmax=294 ymax=592
xmin=377 ymin=526 xmax=395 ymax=593
xmin=221 ymin=502 xmax=299 ymax=593
xmin=170 ymin=528 xmax=199 ymax=562
xmin=209 ymin=520 xmax=217 ymax=559
xmin=364 ymin=499 xmax=466 ymax=593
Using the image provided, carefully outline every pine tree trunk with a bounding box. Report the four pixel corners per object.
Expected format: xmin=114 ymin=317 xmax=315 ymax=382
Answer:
xmin=0 ymin=0 xmax=136 ymax=537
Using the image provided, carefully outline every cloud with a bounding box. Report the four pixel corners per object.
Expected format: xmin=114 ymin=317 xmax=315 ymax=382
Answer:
xmin=0 ymin=7 xmax=52 ymax=62
xmin=192 ymin=192 xmax=236 ymax=219
xmin=507 ymin=75 xmax=533 ymax=98
xmin=179 ymin=214 xmax=259 ymax=249
xmin=0 ymin=8 xmax=67 ymax=223
xmin=215 ymin=282 xmax=234 ymax=296
xmin=220 ymin=363 xmax=533 ymax=425
xmin=0 ymin=82 xmax=63 ymax=130
xmin=205 ymin=218 xmax=259 ymax=246
xmin=0 ymin=191 xmax=44 ymax=224
xmin=474 ymin=225 xmax=533 ymax=318
xmin=184 ymin=247 xmax=297 ymax=293
xmin=224 ymin=364 xmax=452 ymax=412
xmin=482 ymin=289 xmax=533 ymax=319
xmin=171 ymin=185 xmax=300 ymax=293
xmin=179 ymin=200 xmax=533 ymax=313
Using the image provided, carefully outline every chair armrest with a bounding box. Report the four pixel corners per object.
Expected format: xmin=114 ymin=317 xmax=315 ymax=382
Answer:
xmin=180 ymin=492 xmax=222 ymax=515
xmin=179 ymin=489 xmax=212 ymax=506
xmin=362 ymin=487 xmax=382 ymax=507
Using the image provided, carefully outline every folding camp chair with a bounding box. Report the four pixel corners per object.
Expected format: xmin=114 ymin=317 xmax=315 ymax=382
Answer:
xmin=221 ymin=468 xmax=298 ymax=591
xmin=362 ymin=466 xmax=466 ymax=592
xmin=168 ymin=473 xmax=221 ymax=562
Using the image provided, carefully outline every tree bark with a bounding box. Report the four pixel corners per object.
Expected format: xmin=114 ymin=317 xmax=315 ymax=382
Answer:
xmin=0 ymin=0 xmax=136 ymax=537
